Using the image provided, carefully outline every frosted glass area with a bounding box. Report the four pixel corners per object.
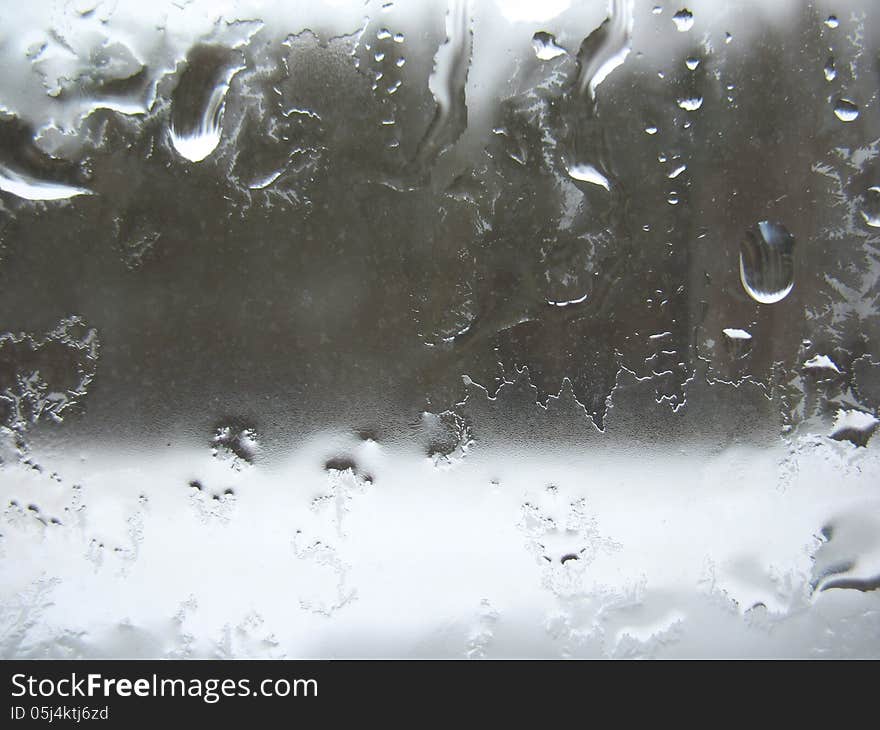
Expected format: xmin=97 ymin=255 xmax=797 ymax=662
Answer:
xmin=1 ymin=0 xmax=879 ymax=658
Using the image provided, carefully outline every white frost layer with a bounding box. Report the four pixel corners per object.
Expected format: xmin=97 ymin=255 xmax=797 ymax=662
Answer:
xmin=1 ymin=434 xmax=879 ymax=658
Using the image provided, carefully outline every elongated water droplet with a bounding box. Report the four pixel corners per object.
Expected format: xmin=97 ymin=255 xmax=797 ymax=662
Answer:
xmin=861 ymin=186 xmax=880 ymax=228
xmin=672 ymin=9 xmax=693 ymax=32
xmin=0 ymin=164 xmax=92 ymax=201
xmin=739 ymin=221 xmax=795 ymax=304
xmin=532 ymin=31 xmax=566 ymax=60
xmin=576 ymin=0 xmax=634 ymax=101
xmin=834 ymin=98 xmax=859 ymax=122
xmin=411 ymin=0 xmax=472 ymax=173
xmin=0 ymin=116 xmax=93 ymax=201
xmin=169 ymin=45 xmax=245 ymax=163
xmin=566 ymin=163 xmax=611 ymax=190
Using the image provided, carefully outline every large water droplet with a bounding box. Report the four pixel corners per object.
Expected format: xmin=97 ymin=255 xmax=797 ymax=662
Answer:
xmin=861 ymin=186 xmax=880 ymax=228
xmin=672 ymin=9 xmax=694 ymax=32
xmin=169 ymin=45 xmax=245 ymax=163
xmin=834 ymin=98 xmax=859 ymax=122
xmin=677 ymin=96 xmax=703 ymax=111
xmin=739 ymin=221 xmax=795 ymax=304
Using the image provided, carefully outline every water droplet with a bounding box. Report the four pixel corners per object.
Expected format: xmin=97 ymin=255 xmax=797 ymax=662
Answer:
xmin=724 ymin=32 xmax=732 ymax=43
xmin=375 ymin=51 xmax=385 ymax=62
xmin=393 ymin=32 xmax=405 ymax=43
xmin=860 ymin=186 xmax=880 ymax=228
xmin=834 ymin=98 xmax=859 ymax=122
xmin=211 ymin=421 xmax=260 ymax=465
xmin=532 ymin=31 xmax=566 ymax=61
xmin=685 ymin=56 xmax=700 ymax=70
xmin=803 ymin=354 xmax=841 ymax=374
xmin=722 ymin=328 xmax=753 ymax=359
xmin=672 ymin=9 xmax=693 ymax=32
xmin=722 ymin=328 xmax=752 ymax=342
xmin=830 ymin=409 xmax=878 ymax=448
xmin=824 ymin=57 xmax=836 ymax=81
xmin=825 ymin=15 xmax=839 ymax=29
xmin=739 ymin=221 xmax=795 ymax=304
xmin=667 ymin=191 xmax=680 ymax=205
xmin=652 ymin=6 xmax=662 ymax=15
xmin=645 ymin=124 xmax=658 ymax=135
xmin=677 ymin=95 xmax=703 ymax=111
xmin=566 ymin=163 xmax=611 ymax=190
xmin=396 ymin=57 xmax=406 ymax=67
xmin=377 ymin=28 xmax=391 ymax=40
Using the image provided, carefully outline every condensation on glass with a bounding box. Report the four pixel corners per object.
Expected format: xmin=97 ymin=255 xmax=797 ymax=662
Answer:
xmin=0 ymin=0 xmax=879 ymax=658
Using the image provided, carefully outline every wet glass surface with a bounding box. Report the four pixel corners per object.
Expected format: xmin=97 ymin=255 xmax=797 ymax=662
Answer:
xmin=1 ymin=0 xmax=879 ymax=658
